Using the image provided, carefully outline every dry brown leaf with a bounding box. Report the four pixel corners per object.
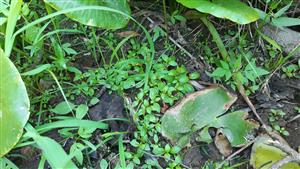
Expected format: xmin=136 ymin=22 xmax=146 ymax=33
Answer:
xmin=214 ymin=129 xmax=233 ymax=157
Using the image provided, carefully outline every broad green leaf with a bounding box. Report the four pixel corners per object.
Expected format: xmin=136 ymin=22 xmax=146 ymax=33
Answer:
xmin=100 ymin=159 xmax=109 ymax=169
xmin=189 ymin=72 xmax=200 ymax=79
xmin=44 ymin=0 xmax=131 ymax=29
xmin=177 ymin=0 xmax=259 ymax=24
xmin=0 ymin=157 xmax=19 ymax=169
xmin=4 ymin=0 xmax=23 ymax=57
xmin=257 ymin=30 xmax=282 ymax=52
xmin=161 ymin=86 xmax=236 ymax=146
xmin=75 ymin=104 xmax=89 ymax=119
xmin=0 ymin=1 xmax=8 ymax=12
xmin=272 ymin=17 xmax=300 ymax=27
xmin=22 ymin=64 xmax=52 ymax=76
xmin=122 ymin=79 xmax=135 ymax=89
xmin=25 ymin=125 xmax=78 ymax=169
xmin=161 ymin=86 xmax=258 ymax=147
xmin=51 ymin=101 xmax=75 ymax=115
xmin=199 ymin=111 xmax=259 ymax=146
xmin=250 ymin=135 xmax=300 ymax=169
xmin=70 ymin=143 xmax=84 ymax=165
xmin=0 ymin=48 xmax=30 ymax=157
xmin=35 ymin=118 xmax=108 ymax=133
xmin=274 ymin=1 xmax=292 ymax=18
xmin=211 ymin=67 xmax=227 ymax=77
xmin=35 ymin=136 xmax=78 ymax=168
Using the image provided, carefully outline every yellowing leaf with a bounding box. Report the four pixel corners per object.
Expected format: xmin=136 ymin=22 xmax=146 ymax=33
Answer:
xmin=250 ymin=135 xmax=300 ymax=169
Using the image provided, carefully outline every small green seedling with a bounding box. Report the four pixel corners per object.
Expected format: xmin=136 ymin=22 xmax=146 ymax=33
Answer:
xmin=268 ymin=109 xmax=289 ymax=136
xmin=282 ymin=64 xmax=299 ymax=78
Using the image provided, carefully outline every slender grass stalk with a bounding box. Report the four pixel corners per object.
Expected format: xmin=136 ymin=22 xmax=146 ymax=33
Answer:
xmin=118 ymin=135 xmax=126 ymax=168
xmin=4 ymin=0 xmax=22 ymax=57
xmin=200 ymin=16 xmax=229 ymax=61
xmin=47 ymin=70 xmax=74 ymax=116
xmin=91 ymin=28 xmax=104 ymax=66
xmin=110 ymin=35 xmax=135 ymax=66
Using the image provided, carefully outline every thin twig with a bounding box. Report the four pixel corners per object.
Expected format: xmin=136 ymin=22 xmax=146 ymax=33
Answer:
xmin=267 ymin=140 xmax=299 ymax=155
xmin=267 ymin=140 xmax=300 ymax=169
xmin=237 ymin=84 xmax=288 ymax=145
xmin=134 ymin=6 xmax=205 ymax=66
xmin=238 ymin=85 xmax=267 ymax=129
xmin=288 ymin=114 xmax=300 ymax=123
xmin=145 ymin=16 xmax=205 ymax=64
xmin=216 ymin=139 xmax=256 ymax=169
xmin=269 ymin=156 xmax=300 ymax=169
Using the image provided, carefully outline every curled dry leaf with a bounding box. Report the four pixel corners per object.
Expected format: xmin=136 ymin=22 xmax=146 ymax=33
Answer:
xmin=116 ymin=31 xmax=140 ymax=38
xmin=214 ymin=129 xmax=232 ymax=157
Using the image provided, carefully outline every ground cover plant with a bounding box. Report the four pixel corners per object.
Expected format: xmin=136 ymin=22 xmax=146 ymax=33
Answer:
xmin=0 ymin=0 xmax=300 ymax=168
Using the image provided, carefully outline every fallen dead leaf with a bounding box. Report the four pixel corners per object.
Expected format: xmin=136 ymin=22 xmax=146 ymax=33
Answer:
xmin=214 ymin=129 xmax=232 ymax=157
xmin=116 ymin=31 xmax=139 ymax=38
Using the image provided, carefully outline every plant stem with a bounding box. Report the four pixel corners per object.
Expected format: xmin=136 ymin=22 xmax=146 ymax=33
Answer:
xmin=200 ymin=16 xmax=229 ymax=61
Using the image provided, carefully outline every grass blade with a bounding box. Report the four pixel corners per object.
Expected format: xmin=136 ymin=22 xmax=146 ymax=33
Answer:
xmin=35 ymin=119 xmax=108 ymax=133
xmin=118 ymin=135 xmax=126 ymax=168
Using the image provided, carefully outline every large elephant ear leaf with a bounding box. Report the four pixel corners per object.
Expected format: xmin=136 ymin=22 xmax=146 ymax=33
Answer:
xmin=43 ymin=0 xmax=131 ymax=29
xmin=177 ymin=0 xmax=259 ymax=24
xmin=0 ymin=48 xmax=30 ymax=157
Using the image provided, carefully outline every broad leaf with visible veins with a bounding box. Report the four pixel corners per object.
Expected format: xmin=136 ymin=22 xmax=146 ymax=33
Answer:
xmin=44 ymin=0 xmax=131 ymax=29
xmin=0 ymin=48 xmax=30 ymax=157
xmin=177 ymin=0 xmax=259 ymax=24
xmin=161 ymin=86 xmax=258 ymax=147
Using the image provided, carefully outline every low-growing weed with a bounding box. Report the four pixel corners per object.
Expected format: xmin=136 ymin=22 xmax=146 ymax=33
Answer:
xmin=282 ymin=61 xmax=300 ymax=78
xmin=210 ymin=48 xmax=268 ymax=95
xmin=268 ymin=109 xmax=289 ymax=136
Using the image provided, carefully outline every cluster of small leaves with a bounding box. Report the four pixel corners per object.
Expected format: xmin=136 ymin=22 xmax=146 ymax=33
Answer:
xmin=282 ymin=60 xmax=300 ymax=78
xmin=78 ymin=51 xmax=199 ymax=167
xmin=210 ymin=50 xmax=268 ymax=95
xmin=122 ymin=54 xmax=199 ymax=168
xmin=48 ymin=99 xmax=100 ymax=166
xmin=268 ymin=109 xmax=289 ymax=136
xmin=170 ymin=10 xmax=186 ymax=24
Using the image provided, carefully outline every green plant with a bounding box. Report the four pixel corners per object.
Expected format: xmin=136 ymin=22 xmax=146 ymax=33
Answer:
xmin=202 ymin=160 xmax=244 ymax=169
xmin=0 ymin=0 xmax=151 ymax=159
xmin=20 ymin=116 xmax=108 ymax=168
xmin=43 ymin=0 xmax=131 ymax=29
xmin=268 ymin=109 xmax=289 ymax=136
xmin=282 ymin=63 xmax=300 ymax=78
xmin=210 ymin=50 xmax=269 ymax=94
xmin=177 ymin=0 xmax=259 ymax=24
xmin=257 ymin=1 xmax=300 ymax=28
xmin=0 ymin=157 xmax=19 ymax=169
xmin=295 ymin=106 xmax=300 ymax=114
xmin=0 ymin=47 xmax=30 ymax=157
xmin=161 ymin=86 xmax=258 ymax=147
xmin=170 ymin=10 xmax=186 ymax=24
xmin=78 ymin=50 xmax=199 ymax=167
